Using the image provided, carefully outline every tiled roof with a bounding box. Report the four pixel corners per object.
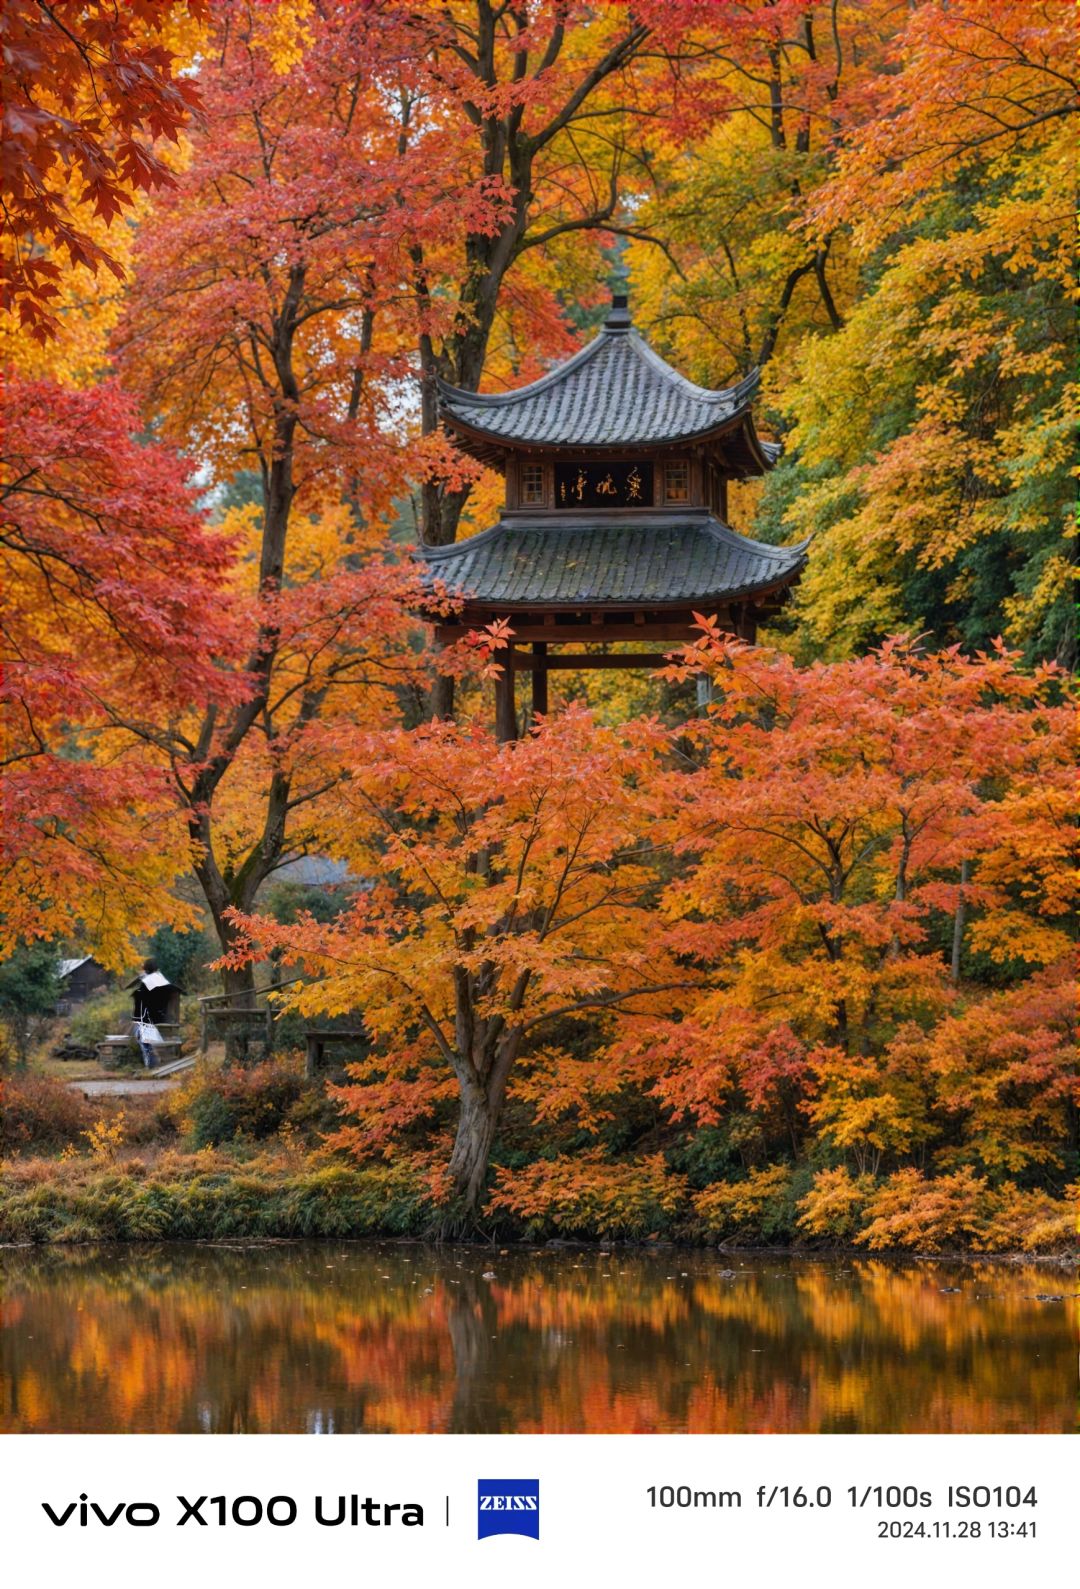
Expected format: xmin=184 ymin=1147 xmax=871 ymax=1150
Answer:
xmin=437 ymin=298 xmax=769 ymax=454
xmin=423 ymin=512 xmax=807 ymax=609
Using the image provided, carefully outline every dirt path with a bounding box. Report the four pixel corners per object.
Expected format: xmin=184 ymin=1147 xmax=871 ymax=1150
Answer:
xmin=68 ymin=1078 xmax=179 ymax=1097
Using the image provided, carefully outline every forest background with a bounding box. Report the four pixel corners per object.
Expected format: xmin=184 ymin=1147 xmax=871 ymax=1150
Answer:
xmin=1 ymin=0 xmax=1075 ymax=1252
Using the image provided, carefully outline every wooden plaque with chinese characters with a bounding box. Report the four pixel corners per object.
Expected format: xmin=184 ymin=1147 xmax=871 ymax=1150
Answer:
xmin=554 ymin=461 xmax=654 ymax=509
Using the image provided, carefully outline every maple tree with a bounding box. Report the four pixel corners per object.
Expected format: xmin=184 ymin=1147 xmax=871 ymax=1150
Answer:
xmin=111 ymin=3 xmax=488 ymax=990
xmin=0 ymin=0 xmax=206 ymax=342
xmin=640 ymin=630 xmax=1073 ymax=1149
xmin=222 ymin=708 xmax=694 ymax=1224
xmin=0 ymin=375 xmax=237 ymax=962
xmin=515 ymin=631 xmax=1074 ymax=1219
xmin=0 ymin=0 xmax=235 ymax=964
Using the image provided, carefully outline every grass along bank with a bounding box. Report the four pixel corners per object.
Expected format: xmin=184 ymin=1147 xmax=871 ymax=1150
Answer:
xmin=2 ymin=1142 xmax=1074 ymax=1253
xmin=2 ymin=1068 xmax=1074 ymax=1253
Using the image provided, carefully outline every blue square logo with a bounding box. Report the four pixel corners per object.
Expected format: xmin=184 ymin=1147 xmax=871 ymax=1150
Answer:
xmin=477 ymin=1479 xmax=540 ymax=1540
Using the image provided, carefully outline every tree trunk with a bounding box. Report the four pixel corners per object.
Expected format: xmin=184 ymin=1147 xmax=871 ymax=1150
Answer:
xmin=431 ymin=672 xmax=456 ymax=722
xmin=444 ymin=1078 xmax=502 ymax=1230
xmin=217 ymin=961 xmax=260 ymax=1066
xmin=193 ymin=842 xmax=263 ymax=1064
xmin=951 ymin=858 xmax=970 ymax=984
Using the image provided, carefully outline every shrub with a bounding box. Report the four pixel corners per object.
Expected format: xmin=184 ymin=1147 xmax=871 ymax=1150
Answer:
xmin=486 ymin=1150 xmax=688 ymax=1239
xmin=693 ymin=1164 xmax=795 ymax=1241
xmin=856 ymin=1167 xmax=1080 ymax=1253
xmin=169 ymin=1058 xmax=307 ymax=1147
xmin=0 ymin=1074 xmax=92 ymax=1151
xmin=988 ymin=1181 xmax=1079 ymax=1251
xmin=82 ymin=1111 xmax=127 ymax=1161
xmin=856 ymin=1167 xmax=991 ymax=1251
xmin=797 ymin=1166 xmax=876 ymax=1240
xmin=0 ymin=1152 xmax=434 ymax=1241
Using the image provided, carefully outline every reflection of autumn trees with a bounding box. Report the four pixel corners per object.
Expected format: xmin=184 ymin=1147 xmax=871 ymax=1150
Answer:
xmin=1 ymin=1247 xmax=1072 ymax=1435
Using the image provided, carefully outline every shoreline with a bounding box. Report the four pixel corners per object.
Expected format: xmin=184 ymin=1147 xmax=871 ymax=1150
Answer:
xmin=2 ymin=1233 xmax=1075 ymax=1271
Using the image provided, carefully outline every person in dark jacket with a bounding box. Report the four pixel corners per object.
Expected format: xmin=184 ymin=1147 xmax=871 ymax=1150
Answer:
xmin=131 ymin=959 xmax=173 ymax=1023
xmin=128 ymin=959 xmax=179 ymax=1065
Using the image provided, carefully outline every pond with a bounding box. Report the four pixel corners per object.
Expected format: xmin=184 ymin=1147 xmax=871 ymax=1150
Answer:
xmin=1 ymin=1243 xmax=1073 ymax=1434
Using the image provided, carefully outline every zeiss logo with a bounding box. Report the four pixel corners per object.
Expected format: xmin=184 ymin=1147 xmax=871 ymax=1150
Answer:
xmin=477 ymin=1479 xmax=540 ymax=1540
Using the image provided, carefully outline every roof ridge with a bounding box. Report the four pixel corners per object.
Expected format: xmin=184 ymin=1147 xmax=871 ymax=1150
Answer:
xmin=437 ymin=324 xmax=759 ymax=412
xmin=627 ymin=331 xmax=755 ymax=406
xmin=704 ymin=517 xmax=811 ymax=558
xmin=435 ymin=332 xmax=604 ymax=408
xmin=422 ymin=521 xmax=511 ymax=559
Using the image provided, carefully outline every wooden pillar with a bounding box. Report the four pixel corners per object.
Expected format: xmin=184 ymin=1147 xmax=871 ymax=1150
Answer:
xmin=735 ymin=604 xmax=757 ymax=643
xmin=495 ymin=644 xmax=517 ymax=741
xmin=531 ymin=642 xmax=548 ymax=722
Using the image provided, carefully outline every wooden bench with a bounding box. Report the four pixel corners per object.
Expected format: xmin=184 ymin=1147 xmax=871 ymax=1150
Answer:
xmin=304 ymin=1028 xmax=368 ymax=1079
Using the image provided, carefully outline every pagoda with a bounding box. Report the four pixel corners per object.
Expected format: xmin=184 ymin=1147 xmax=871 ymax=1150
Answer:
xmin=424 ymin=292 xmax=807 ymax=737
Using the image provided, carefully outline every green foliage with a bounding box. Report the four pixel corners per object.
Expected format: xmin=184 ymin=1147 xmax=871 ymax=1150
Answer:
xmin=693 ymin=1165 xmax=805 ymax=1243
xmin=0 ymin=942 xmax=61 ymax=1063
xmin=66 ymin=988 xmax=133 ymax=1047
xmin=263 ymin=881 xmax=352 ymax=927
xmin=173 ymin=1060 xmax=307 ymax=1148
xmin=772 ymin=198 xmax=1075 ymax=663
xmin=0 ymin=1154 xmax=434 ymax=1243
xmin=146 ymin=924 xmax=217 ymax=990
xmin=667 ymin=1126 xmax=744 ymax=1190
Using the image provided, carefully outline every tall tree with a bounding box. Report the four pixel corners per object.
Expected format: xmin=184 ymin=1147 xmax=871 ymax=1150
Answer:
xmin=626 ymin=0 xmax=891 ymax=385
xmin=114 ymin=4 xmax=496 ymax=990
xmin=223 ymin=708 xmax=691 ymax=1226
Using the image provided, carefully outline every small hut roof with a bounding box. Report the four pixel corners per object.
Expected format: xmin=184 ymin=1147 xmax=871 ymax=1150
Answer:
xmin=125 ymin=971 xmax=182 ymax=992
xmin=58 ymin=956 xmax=94 ymax=979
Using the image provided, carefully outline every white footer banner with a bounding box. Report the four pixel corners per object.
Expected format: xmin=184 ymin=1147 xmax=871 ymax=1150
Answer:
xmin=0 ymin=1433 xmax=1072 ymax=1588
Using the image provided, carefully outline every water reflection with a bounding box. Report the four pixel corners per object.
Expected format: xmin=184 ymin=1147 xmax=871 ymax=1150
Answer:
xmin=1 ymin=1244 xmax=1074 ymax=1433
